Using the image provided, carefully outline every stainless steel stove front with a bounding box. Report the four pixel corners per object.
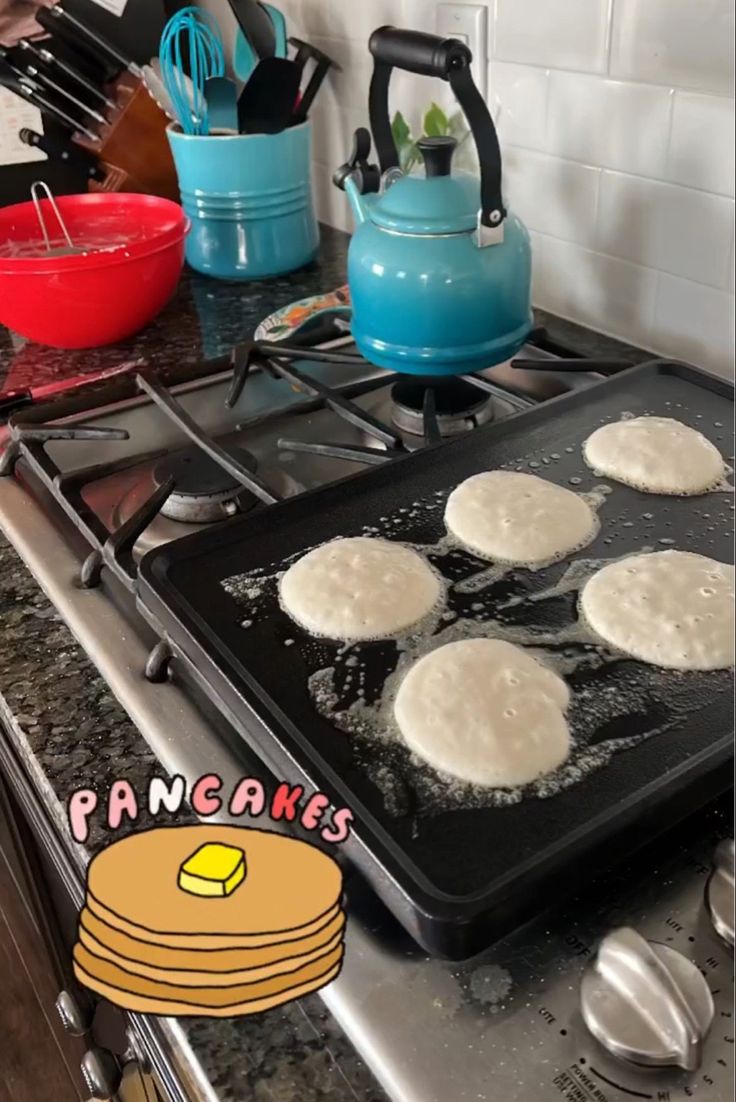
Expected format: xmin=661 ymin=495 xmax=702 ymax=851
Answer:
xmin=0 ymin=349 xmax=732 ymax=1102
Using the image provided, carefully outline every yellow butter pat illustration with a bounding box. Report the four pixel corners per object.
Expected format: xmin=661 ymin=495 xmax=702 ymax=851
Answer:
xmin=178 ymin=843 xmax=246 ymax=898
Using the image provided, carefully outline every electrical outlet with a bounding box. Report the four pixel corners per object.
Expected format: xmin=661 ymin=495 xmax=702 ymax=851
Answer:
xmin=436 ymin=3 xmax=488 ymax=98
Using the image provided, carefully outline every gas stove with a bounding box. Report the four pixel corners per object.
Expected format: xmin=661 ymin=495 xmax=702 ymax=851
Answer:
xmin=74 ymin=349 xmax=530 ymax=562
xmin=0 ymin=325 xmax=732 ymax=1102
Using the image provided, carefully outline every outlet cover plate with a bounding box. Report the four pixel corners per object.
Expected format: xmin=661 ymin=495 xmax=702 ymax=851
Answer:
xmin=436 ymin=3 xmax=488 ymax=98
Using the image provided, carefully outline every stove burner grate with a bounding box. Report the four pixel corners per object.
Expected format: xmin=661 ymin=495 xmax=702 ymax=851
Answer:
xmin=390 ymin=377 xmax=496 ymax=438
xmin=154 ymin=445 xmax=260 ymax=523
xmin=0 ymin=326 xmax=633 ymax=595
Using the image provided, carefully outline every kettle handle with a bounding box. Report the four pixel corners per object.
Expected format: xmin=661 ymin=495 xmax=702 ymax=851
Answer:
xmin=368 ymin=26 xmax=506 ymax=229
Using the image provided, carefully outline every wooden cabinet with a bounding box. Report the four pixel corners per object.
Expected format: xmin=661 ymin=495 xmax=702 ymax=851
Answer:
xmin=0 ymin=746 xmax=162 ymax=1102
xmin=0 ymin=769 xmax=89 ymax=1100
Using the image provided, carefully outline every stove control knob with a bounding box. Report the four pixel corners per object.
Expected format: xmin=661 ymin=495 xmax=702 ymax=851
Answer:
xmin=56 ymin=989 xmax=93 ymax=1036
xmin=581 ymin=927 xmax=714 ymax=1072
xmin=707 ymin=839 xmax=734 ymax=948
xmin=80 ymin=1048 xmax=122 ymax=1101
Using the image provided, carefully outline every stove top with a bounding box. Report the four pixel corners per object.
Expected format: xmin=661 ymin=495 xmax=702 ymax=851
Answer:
xmin=0 ymin=324 xmax=732 ymax=1102
xmin=75 ymin=352 xmax=528 ymax=561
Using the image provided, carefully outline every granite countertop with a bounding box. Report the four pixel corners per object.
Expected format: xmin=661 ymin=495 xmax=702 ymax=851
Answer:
xmin=0 ymin=226 xmax=656 ymax=1102
xmin=0 ymin=224 xmax=350 ymax=396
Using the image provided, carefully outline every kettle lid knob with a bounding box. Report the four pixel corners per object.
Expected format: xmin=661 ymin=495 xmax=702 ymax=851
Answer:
xmin=417 ymin=135 xmax=456 ymax=177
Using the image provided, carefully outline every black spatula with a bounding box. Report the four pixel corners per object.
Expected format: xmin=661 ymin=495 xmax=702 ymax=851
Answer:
xmin=228 ymin=0 xmax=277 ymax=61
xmin=237 ymin=57 xmax=301 ymax=134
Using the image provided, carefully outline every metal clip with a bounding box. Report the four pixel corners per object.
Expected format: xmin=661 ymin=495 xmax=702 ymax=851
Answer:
xmin=476 ymin=211 xmax=504 ymax=248
xmin=381 ymin=167 xmax=404 ymax=193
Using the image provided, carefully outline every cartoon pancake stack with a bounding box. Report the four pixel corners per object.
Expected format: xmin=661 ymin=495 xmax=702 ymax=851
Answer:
xmin=72 ymin=825 xmax=345 ymax=1016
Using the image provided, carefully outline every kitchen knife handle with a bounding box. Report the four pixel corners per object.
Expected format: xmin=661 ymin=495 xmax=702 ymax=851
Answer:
xmin=0 ymin=45 xmax=28 ymax=82
xmin=11 ymin=80 xmax=99 ymax=142
xmin=36 ymin=4 xmax=142 ymax=78
xmin=367 ymin=25 xmax=505 ymax=229
xmin=3 ymin=51 xmax=105 ymax=129
xmin=19 ymin=128 xmax=104 ymax=179
xmin=17 ymin=61 xmax=107 ymax=125
xmin=18 ymin=40 xmax=117 ymax=110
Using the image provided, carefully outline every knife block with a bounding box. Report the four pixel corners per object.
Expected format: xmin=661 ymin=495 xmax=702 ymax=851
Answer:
xmin=73 ymin=73 xmax=180 ymax=202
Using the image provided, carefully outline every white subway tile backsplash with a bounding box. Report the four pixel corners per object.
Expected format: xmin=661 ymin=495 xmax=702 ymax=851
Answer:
xmin=546 ymin=72 xmax=672 ymax=178
xmin=652 ymin=275 xmax=735 ymax=378
xmin=402 ymin=0 xmax=441 ymax=31
xmin=667 ymin=93 xmax=735 ymax=199
xmin=493 ymin=0 xmax=610 ymax=73
xmin=310 ymin=102 xmax=366 ymax=176
xmin=389 ymin=70 xmax=457 ymax=133
xmin=265 ymin=0 xmax=306 ymax=37
xmin=489 ymin=62 xmax=549 ymax=150
xmin=288 ymin=0 xmax=400 ymax=43
xmin=532 ymin=233 xmax=658 ymax=348
xmin=503 ymin=148 xmax=600 ymax=247
xmin=304 ymin=36 xmax=373 ymax=112
xmin=610 ymin=0 xmax=735 ymax=96
xmin=596 ymin=172 xmax=734 ymax=288
xmin=313 ymin=161 xmax=353 ymax=234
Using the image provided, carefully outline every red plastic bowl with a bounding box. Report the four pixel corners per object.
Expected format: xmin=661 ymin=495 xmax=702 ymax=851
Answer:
xmin=0 ymin=193 xmax=189 ymax=349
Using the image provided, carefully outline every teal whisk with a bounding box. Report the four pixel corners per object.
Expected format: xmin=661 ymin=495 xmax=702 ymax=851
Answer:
xmin=159 ymin=6 xmax=225 ymax=136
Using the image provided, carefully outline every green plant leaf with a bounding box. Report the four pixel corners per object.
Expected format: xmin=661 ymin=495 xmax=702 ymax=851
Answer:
xmin=404 ymin=144 xmax=421 ymax=173
xmin=422 ymin=102 xmax=448 ymax=137
xmin=392 ymin=103 xmax=474 ymax=172
xmin=391 ymin=110 xmax=413 ymax=151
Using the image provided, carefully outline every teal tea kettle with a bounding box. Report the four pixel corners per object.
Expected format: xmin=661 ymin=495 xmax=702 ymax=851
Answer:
xmin=334 ymin=27 xmax=533 ymax=377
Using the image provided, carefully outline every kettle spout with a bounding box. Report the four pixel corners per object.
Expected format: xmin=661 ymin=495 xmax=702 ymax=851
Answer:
xmin=333 ymin=127 xmax=380 ymax=226
xmin=344 ymin=176 xmax=368 ymax=225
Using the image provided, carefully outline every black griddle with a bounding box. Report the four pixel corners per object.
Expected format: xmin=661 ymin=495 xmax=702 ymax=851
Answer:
xmin=138 ymin=361 xmax=735 ymax=958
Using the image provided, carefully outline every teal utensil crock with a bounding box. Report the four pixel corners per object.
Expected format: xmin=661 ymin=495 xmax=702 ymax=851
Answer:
xmin=168 ymin=122 xmax=319 ymax=281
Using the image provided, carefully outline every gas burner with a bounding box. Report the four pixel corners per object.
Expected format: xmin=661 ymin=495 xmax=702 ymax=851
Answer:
xmin=153 ymin=445 xmax=259 ymax=523
xmin=390 ymin=377 xmax=495 ymax=438
xmin=103 ymin=447 xmax=302 ymax=559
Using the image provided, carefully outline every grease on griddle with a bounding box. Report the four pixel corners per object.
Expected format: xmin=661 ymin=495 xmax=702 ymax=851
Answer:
xmin=218 ymin=425 xmax=734 ymax=822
